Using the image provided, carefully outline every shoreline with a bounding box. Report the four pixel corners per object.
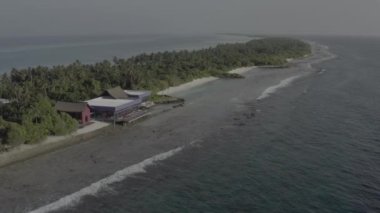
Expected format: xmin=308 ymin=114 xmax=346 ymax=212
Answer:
xmin=158 ymin=66 xmax=256 ymax=96
xmin=0 ymin=41 xmax=336 ymax=213
xmin=0 ymin=66 xmax=256 ymax=168
xmin=0 ymin=121 xmax=110 ymax=168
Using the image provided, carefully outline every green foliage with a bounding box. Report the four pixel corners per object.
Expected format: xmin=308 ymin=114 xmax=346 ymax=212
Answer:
xmin=22 ymin=120 xmax=47 ymax=144
xmin=0 ymin=38 xmax=310 ymax=147
xmin=3 ymin=122 xmax=26 ymax=147
xmin=0 ymin=117 xmax=25 ymax=147
xmin=22 ymin=96 xmax=78 ymax=137
xmin=53 ymin=113 xmax=78 ymax=135
xmin=0 ymin=38 xmax=311 ymax=103
xmin=0 ymin=96 xmax=78 ymax=146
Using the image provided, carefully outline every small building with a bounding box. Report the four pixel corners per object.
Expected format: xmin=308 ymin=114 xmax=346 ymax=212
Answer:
xmin=124 ymin=90 xmax=151 ymax=102
xmin=101 ymin=86 xmax=151 ymax=101
xmin=86 ymin=96 xmax=142 ymax=117
xmin=86 ymin=86 xmax=152 ymax=124
xmin=55 ymin=101 xmax=91 ymax=124
xmin=102 ymin=86 xmax=129 ymax=99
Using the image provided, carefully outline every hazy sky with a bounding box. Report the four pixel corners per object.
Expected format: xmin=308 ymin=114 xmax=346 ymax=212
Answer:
xmin=1 ymin=0 xmax=380 ymax=37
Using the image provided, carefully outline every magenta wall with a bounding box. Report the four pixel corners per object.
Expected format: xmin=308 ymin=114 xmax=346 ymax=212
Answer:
xmin=81 ymin=105 xmax=91 ymax=124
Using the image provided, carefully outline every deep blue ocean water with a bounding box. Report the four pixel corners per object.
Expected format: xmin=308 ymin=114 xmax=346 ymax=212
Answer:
xmin=53 ymin=36 xmax=380 ymax=213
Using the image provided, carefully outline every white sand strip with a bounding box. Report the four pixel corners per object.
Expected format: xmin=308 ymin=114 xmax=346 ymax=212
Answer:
xmin=158 ymin=66 xmax=256 ymax=96
xmin=157 ymin=77 xmax=218 ymax=96
xmin=228 ymin=66 xmax=256 ymax=74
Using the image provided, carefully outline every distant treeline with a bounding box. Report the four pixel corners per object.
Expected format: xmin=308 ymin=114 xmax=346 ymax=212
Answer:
xmin=0 ymin=37 xmax=310 ymax=147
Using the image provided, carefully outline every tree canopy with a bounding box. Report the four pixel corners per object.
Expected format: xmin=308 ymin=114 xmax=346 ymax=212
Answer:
xmin=0 ymin=37 xmax=311 ymax=148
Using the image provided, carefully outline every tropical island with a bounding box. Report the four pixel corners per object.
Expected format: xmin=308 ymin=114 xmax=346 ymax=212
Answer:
xmin=0 ymin=38 xmax=311 ymax=151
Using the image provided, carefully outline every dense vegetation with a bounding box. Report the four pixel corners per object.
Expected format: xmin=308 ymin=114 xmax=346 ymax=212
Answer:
xmin=0 ymin=38 xmax=310 ymax=148
xmin=0 ymin=96 xmax=77 ymax=147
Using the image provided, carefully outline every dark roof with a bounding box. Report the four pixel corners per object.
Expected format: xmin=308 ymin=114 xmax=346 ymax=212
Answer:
xmin=103 ymin=86 xmax=129 ymax=99
xmin=55 ymin=101 xmax=89 ymax=113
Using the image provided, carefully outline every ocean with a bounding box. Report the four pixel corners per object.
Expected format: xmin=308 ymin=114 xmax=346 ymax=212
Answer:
xmin=1 ymin=35 xmax=379 ymax=213
xmin=47 ymin=36 xmax=380 ymax=213
xmin=0 ymin=34 xmax=250 ymax=73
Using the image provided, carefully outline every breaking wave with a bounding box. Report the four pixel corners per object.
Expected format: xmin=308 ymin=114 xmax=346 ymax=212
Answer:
xmin=29 ymin=146 xmax=187 ymax=213
xmin=257 ymin=74 xmax=304 ymax=101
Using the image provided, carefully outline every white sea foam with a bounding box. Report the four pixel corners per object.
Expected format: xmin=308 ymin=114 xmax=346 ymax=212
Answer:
xmin=256 ymin=75 xmax=304 ymax=101
xmin=29 ymin=146 xmax=187 ymax=213
xmin=318 ymin=69 xmax=327 ymax=75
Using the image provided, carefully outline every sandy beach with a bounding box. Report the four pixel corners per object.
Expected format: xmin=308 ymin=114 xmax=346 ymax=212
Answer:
xmin=157 ymin=66 xmax=256 ymax=96
xmin=0 ymin=41 xmax=334 ymax=213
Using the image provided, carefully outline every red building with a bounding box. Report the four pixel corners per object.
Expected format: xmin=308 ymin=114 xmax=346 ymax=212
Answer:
xmin=55 ymin=102 xmax=91 ymax=124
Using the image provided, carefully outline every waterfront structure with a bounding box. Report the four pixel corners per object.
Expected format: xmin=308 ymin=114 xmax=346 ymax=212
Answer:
xmin=55 ymin=101 xmax=91 ymax=124
xmin=86 ymin=96 xmax=142 ymax=118
xmin=124 ymin=90 xmax=151 ymax=102
xmin=86 ymin=87 xmax=151 ymax=124
xmin=102 ymin=86 xmax=129 ymax=99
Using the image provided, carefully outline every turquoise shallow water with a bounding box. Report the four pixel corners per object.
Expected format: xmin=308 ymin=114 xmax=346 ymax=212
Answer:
xmin=57 ymin=36 xmax=379 ymax=213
